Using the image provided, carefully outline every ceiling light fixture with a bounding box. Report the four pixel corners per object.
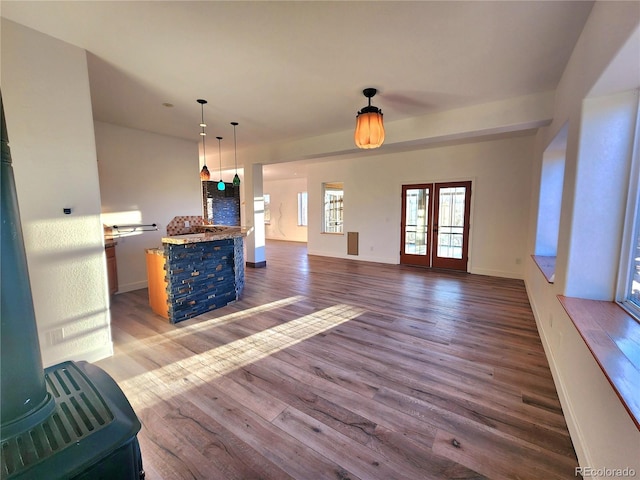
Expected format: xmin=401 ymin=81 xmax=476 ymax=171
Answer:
xmin=231 ymin=122 xmax=241 ymax=187
xmin=216 ymin=136 xmax=225 ymax=191
xmin=354 ymin=88 xmax=385 ymax=149
xmin=197 ymin=99 xmax=210 ymax=181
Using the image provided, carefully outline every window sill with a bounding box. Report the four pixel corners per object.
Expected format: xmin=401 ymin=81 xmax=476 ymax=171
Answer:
xmin=532 ymin=255 xmax=555 ymax=283
xmin=558 ymin=295 xmax=640 ymax=430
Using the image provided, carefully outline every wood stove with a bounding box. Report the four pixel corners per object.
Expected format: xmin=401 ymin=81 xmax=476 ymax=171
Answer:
xmin=0 ymin=94 xmax=144 ymax=479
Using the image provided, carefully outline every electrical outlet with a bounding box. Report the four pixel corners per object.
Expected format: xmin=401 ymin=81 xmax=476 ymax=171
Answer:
xmin=48 ymin=328 xmax=64 ymax=345
xmin=515 ymin=257 xmax=522 ymax=265
xmin=184 ymin=220 xmax=190 ymax=228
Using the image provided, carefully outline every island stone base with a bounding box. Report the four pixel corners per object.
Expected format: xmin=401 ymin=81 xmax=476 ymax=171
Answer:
xmin=164 ymin=236 xmax=244 ymax=323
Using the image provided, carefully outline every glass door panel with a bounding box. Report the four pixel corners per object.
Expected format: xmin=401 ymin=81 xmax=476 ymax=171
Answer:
xmin=433 ymin=182 xmax=471 ymax=270
xmin=401 ymin=185 xmax=431 ymax=266
xmin=436 ymin=186 xmax=466 ymax=259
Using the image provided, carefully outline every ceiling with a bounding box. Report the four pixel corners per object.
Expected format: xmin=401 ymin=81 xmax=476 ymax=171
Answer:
xmin=2 ymin=1 xmax=594 ymax=179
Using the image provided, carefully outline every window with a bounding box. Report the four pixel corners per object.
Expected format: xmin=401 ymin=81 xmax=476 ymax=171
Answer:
xmin=535 ymin=125 xmax=567 ymax=257
xmin=322 ymin=182 xmax=343 ymax=234
xmin=297 ymin=192 xmax=308 ymax=226
xmin=622 ymin=213 xmax=640 ymax=318
xmin=532 ymin=124 xmax=567 ymax=283
xmin=264 ymin=193 xmax=271 ymax=224
xmin=618 ymin=96 xmax=640 ymax=321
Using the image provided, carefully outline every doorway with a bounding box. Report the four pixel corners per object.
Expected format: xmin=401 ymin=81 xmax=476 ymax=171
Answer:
xmin=400 ymin=181 xmax=472 ymax=271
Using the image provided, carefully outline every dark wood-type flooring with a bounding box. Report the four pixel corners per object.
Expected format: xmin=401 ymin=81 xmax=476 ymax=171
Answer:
xmin=95 ymin=240 xmax=579 ymax=480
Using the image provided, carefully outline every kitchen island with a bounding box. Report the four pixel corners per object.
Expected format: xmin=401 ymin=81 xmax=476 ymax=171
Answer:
xmin=146 ymin=226 xmax=252 ymax=323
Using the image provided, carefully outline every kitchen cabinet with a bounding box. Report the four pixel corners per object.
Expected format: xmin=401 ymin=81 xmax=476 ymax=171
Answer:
xmin=105 ymin=243 xmax=118 ymax=296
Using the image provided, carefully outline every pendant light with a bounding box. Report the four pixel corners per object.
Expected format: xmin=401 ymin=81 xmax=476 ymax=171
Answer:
xmin=354 ymin=88 xmax=385 ymax=149
xmin=197 ymin=99 xmax=211 ymax=180
xmin=231 ymin=122 xmax=241 ymax=186
xmin=216 ymin=136 xmax=225 ymax=191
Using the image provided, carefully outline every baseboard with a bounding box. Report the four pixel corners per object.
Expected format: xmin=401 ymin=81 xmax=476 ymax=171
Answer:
xmin=470 ymin=267 xmax=523 ymax=279
xmin=246 ymin=260 xmax=267 ymax=268
xmin=266 ymin=238 xmax=307 ymax=244
xmin=79 ymin=344 xmax=115 ymax=364
xmin=523 ymin=279 xmax=592 ymax=471
xmin=117 ymin=280 xmax=148 ymax=293
xmin=307 ymin=249 xmax=397 ymax=265
xmin=44 ymin=343 xmax=114 ymax=368
xmin=305 ymin=252 xmax=526 ymax=277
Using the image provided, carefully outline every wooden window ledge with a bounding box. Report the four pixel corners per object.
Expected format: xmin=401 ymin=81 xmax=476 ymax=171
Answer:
xmin=558 ymin=295 xmax=640 ymax=430
xmin=532 ymin=255 xmax=556 ymax=283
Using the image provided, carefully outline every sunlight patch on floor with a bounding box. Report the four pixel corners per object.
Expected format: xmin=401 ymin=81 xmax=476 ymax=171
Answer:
xmin=122 ymin=295 xmax=306 ymax=351
xmin=119 ymin=303 xmax=366 ymax=406
xmin=170 ymin=295 xmax=305 ymax=337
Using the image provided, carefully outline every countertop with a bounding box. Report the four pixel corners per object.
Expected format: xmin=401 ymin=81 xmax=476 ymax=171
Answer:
xmin=161 ymin=226 xmax=253 ymax=245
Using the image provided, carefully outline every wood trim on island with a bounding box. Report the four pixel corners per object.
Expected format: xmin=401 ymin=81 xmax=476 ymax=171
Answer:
xmin=145 ymin=248 xmax=168 ymax=319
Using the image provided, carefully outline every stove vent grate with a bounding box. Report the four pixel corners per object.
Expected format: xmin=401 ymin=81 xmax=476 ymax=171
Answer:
xmin=1 ymin=362 xmax=114 ymax=478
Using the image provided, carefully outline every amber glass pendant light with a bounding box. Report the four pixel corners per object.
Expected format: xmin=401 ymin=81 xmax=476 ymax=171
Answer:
xmin=354 ymin=88 xmax=385 ymax=149
xmin=197 ymin=99 xmax=211 ymax=180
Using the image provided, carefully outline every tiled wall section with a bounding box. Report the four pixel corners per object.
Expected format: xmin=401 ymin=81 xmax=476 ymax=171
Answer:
xmin=203 ymin=182 xmax=241 ymax=226
xmin=212 ymin=197 xmax=240 ymax=226
xmin=233 ymin=237 xmax=245 ymax=298
xmin=166 ymin=216 xmax=204 ymax=236
xmin=164 ymin=238 xmax=244 ymax=323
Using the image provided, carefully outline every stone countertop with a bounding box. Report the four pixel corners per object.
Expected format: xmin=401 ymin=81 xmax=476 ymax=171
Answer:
xmin=162 ymin=226 xmax=253 ymax=245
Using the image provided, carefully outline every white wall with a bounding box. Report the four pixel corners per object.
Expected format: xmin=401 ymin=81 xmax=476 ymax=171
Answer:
xmin=2 ymin=20 xmax=113 ymax=365
xmin=95 ymin=121 xmax=201 ymax=292
xmin=565 ymin=91 xmax=637 ymax=299
xmin=535 ymin=124 xmax=567 ymax=257
xmin=306 ymin=134 xmax=534 ymax=279
xmin=525 ymin=2 xmax=640 ymax=474
xmin=263 ymin=177 xmax=307 ymax=242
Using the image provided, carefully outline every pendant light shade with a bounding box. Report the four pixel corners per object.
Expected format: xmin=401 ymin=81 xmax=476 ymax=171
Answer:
xmin=231 ymin=122 xmax=241 ymax=186
xmin=216 ymin=136 xmax=225 ymax=191
xmin=197 ymin=99 xmax=211 ymax=180
xmin=354 ymin=88 xmax=385 ymax=149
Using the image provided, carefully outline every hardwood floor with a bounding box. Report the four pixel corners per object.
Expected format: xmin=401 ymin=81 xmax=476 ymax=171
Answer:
xmin=95 ymin=240 xmax=579 ymax=480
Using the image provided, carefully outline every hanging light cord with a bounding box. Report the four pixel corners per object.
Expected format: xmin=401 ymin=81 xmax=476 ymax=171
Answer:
xmin=217 ymin=136 xmax=223 ymax=178
xmin=231 ymin=122 xmax=241 ymax=186
xmin=231 ymin=122 xmax=238 ymax=174
xmin=198 ymin=99 xmax=207 ymax=166
xmin=201 ymin=125 xmax=206 ymax=166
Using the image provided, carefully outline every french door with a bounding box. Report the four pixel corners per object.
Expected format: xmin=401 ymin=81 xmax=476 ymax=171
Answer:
xmin=400 ymin=181 xmax=472 ymax=271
